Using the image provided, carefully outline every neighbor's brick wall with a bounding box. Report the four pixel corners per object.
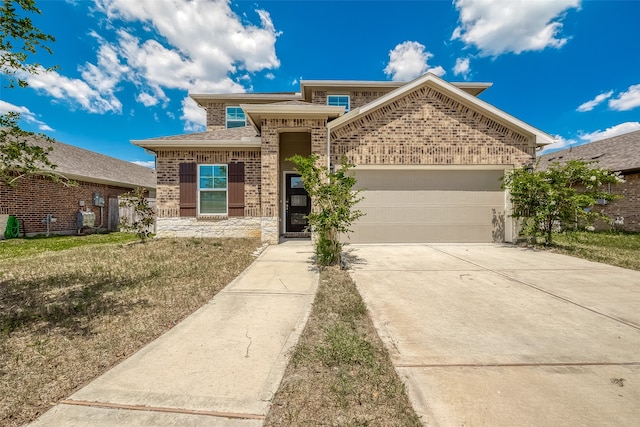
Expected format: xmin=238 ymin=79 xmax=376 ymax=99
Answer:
xmin=330 ymin=85 xmax=535 ymax=167
xmin=205 ymin=102 xmax=226 ymax=130
xmin=154 ymin=149 xmax=261 ymax=218
xmin=595 ymin=172 xmax=640 ymax=232
xmin=0 ymin=175 xmax=129 ymax=236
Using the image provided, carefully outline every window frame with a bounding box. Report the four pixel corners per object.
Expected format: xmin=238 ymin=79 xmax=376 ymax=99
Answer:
xmin=327 ymin=95 xmax=350 ymax=112
xmin=225 ymin=106 xmax=246 ymax=128
xmin=197 ymin=164 xmax=228 ymax=216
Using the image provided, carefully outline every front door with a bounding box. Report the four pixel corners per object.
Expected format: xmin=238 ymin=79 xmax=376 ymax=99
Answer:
xmin=286 ymin=174 xmax=311 ymax=233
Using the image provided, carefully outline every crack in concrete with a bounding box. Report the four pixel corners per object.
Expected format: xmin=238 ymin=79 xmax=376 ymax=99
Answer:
xmin=245 ymin=329 xmax=252 ymax=358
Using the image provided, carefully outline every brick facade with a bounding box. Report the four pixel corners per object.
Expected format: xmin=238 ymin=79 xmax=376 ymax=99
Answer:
xmin=155 ymin=148 xmax=261 ymax=218
xmin=0 ymin=175 xmax=129 ymax=236
xmin=330 ymin=85 xmax=534 ymax=167
xmin=596 ymin=172 xmax=640 ymax=232
xmin=206 ymin=102 xmax=226 ymax=130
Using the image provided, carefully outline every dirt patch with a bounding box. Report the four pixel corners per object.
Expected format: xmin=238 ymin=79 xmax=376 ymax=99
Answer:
xmin=0 ymin=237 xmax=260 ymax=427
xmin=265 ymin=266 xmax=421 ymax=426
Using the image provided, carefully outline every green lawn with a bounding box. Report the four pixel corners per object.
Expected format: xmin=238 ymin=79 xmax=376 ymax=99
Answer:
xmin=549 ymin=230 xmax=640 ymax=271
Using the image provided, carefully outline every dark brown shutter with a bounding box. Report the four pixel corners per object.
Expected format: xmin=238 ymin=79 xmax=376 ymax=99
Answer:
xmin=179 ymin=162 xmax=197 ymax=217
xmin=228 ymin=162 xmax=245 ymax=217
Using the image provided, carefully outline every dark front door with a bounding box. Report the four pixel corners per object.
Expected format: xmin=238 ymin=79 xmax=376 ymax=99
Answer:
xmin=286 ymin=174 xmax=311 ymax=233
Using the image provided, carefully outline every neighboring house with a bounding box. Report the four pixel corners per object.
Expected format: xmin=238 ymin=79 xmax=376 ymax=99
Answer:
xmin=538 ymin=130 xmax=640 ymax=232
xmin=0 ymin=137 xmax=156 ymax=237
xmin=133 ymin=72 xmax=553 ymax=244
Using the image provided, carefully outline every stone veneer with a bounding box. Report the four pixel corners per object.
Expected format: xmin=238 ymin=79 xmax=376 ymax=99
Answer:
xmin=156 ymin=217 xmax=261 ymax=238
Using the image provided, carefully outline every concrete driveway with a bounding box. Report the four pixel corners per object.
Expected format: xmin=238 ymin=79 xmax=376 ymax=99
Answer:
xmin=348 ymin=244 xmax=640 ymax=426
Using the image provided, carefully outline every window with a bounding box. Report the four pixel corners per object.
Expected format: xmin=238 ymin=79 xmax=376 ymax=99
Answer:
xmin=198 ymin=165 xmax=227 ymax=215
xmin=327 ymin=95 xmax=350 ymax=112
xmin=226 ymin=106 xmax=246 ymax=128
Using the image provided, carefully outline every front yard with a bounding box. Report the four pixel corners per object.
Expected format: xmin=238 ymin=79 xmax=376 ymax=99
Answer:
xmin=0 ymin=234 xmax=260 ymax=427
xmin=548 ymin=230 xmax=640 ymax=271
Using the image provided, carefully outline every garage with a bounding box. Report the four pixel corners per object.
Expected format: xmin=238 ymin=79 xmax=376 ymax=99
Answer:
xmin=349 ymin=168 xmax=507 ymax=243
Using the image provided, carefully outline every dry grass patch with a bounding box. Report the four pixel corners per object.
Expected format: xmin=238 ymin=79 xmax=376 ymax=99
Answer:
xmin=0 ymin=236 xmax=260 ymax=427
xmin=265 ymin=267 xmax=421 ymax=426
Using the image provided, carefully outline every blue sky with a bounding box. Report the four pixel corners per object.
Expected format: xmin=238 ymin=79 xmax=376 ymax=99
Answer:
xmin=2 ymin=0 xmax=639 ymax=168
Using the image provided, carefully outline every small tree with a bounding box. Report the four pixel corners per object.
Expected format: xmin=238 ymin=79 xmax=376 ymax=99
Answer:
xmin=502 ymin=159 xmax=623 ymax=245
xmin=119 ymin=188 xmax=156 ymax=242
xmin=288 ymin=154 xmax=364 ymax=266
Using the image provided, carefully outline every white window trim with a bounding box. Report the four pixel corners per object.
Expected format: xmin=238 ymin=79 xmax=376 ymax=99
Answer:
xmin=197 ymin=164 xmax=228 ymax=216
xmin=327 ymin=94 xmax=350 ymax=112
xmin=225 ymin=106 xmax=246 ymax=129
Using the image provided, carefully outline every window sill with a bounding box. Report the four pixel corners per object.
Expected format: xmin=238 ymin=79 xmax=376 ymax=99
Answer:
xmin=197 ymin=215 xmax=229 ymax=221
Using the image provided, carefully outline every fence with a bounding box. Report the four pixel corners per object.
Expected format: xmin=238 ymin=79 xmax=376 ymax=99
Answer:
xmin=114 ymin=197 xmax=157 ymax=234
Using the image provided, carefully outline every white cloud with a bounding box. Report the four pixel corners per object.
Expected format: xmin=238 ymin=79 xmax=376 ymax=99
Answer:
xmin=453 ymin=57 xmax=471 ymax=78
xmin=180 ymin=96 xmax=206 ymax=132
xmin=609 ymin=84 xmax=640 ymax=111
xmin=136 ymin=92 xmax=159 ymax=107
xmin=21 ymin=66 xmax=122 ymax=114
xmin=538 ymin=134 xmax=578 ymax=154
xmin=452 ymin=0 xmax=581 ymax=56
xmin=0 ymin=100 xmax=55 ymax=132
xmin=577 ymin=90 xmax=613 ymax=112
xmin=131 ymin=160 xmax=155 ymax=169
xmin=384 ymin=41 xmax=445 ymax=82
xmin=579 ymin=122 xmax=640 ymax=142
xmin=265 ymin=72 xmax=275 ymax=80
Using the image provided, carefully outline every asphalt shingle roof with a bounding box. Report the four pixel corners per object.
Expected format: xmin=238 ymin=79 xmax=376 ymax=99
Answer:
xmin=27 ymin=135 xmax=156 ymax=189
xmin=143 ymin=125 xmax=258 ymax=141
xmin=538 ymin=130 xmax=640 ymax=173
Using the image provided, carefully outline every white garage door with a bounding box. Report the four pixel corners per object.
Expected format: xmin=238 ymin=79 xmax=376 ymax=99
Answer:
xmin=349 ymin=169 xmax=506 ymax=243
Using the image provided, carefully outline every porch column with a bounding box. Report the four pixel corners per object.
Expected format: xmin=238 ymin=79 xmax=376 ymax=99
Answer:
xmin=260 ymin=121 xmax=279 ymax=244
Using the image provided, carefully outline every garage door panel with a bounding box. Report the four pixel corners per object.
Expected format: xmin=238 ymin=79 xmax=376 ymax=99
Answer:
xmin=351 ymin=169 xmax=506 ymax=243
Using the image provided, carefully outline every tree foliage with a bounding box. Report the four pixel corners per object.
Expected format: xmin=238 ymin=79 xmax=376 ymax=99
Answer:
xmin=1 ymin=0 xmax=57 ymax=88
xmin=119 ymin=187 xmax=156 ymax=242
xmin=502 ymin=159 xmax=624 ymax=245
xmin=1 ymin=0 xmax=59 ymax=186
xmin=288 ymin=154 xmax=364 ymax=266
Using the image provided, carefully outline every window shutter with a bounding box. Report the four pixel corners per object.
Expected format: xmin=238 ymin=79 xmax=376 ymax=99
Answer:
xmin=179 ymin=162 xmax=197 ymax=217
xmin=228 ymin=162 xmax=245 ymax=217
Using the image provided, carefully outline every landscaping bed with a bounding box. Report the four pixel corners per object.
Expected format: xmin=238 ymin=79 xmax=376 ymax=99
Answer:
xmin=0 ymin=234 xmax=260 ymax=426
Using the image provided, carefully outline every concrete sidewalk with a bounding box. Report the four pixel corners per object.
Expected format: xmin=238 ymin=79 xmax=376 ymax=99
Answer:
xmin=30 ymin=241 xmax=318 ymax=427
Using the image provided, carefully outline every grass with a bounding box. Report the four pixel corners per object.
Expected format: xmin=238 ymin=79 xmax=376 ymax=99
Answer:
xmin=0 ymin=234 xmax=260 ymax=427
xmin=264 ymin=267 xmax=421 ymax=426
xmin=548 ymin=230 xmax=640 ymax=270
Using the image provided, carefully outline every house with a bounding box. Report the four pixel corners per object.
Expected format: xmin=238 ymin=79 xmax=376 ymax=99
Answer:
xmin=0 ymin=136 xmax=156 ymax=237
xmin=133 ymin=72 xmax=553 ymax=244
xmin=538 ymin=130 xmax=640 ymax=232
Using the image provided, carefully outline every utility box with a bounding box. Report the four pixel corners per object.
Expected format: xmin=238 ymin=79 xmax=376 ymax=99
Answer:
xmin=77 ymin=211 xmax=96 ymax=228
xmin=92 ymin=192 xmax=104 ymax=207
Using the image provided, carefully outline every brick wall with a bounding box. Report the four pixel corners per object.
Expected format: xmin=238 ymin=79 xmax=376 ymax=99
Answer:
xmin=310 ymin=89 xmax=394 ymax=109
xmin=330 ymin=85 xmax=535 ymax=167
xmin=595 ymin=172 xmax=640 ymax=232
xmin=154 ymin=148 xmax=261 ymax=218
xmin=0 ymin=175 xmax=130 ymax=236
xmin=205 ymin=102 xmax=226 ymax=130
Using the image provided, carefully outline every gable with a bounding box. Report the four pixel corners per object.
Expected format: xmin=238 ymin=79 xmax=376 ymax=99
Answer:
xmin=329 ymin=83 xmax=536 ymax=167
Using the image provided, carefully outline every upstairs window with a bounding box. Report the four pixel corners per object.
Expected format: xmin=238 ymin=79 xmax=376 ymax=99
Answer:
xmin=198 ymin=165 xmax=227 ymax=215
xmin=327 ymin=95 xmax=350 ymax=112
xmin=226 ymin=106 xmax=246 ymax=128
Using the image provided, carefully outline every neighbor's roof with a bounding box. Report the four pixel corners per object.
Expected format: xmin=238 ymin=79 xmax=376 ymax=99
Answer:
xmin=132 ymin=125 xmax=261 ymax=149
xmin=327 ymin=72 xmax=554 ymax=147
xmin=27 ymin=135 xmax=156 ymax=189
xmin=538 ymin=130 xmax=640 ymax=173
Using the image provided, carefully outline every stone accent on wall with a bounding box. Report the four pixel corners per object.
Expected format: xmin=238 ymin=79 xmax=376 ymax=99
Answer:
xmin=155 ymin=149 xmax=261 ymax=218
xmin=206 ymin=102 xmax=226 ymax=130
xmin=156 ymin=216 xmax=261 ymax=239
xmin=330 ymin=85 xmax=535 ymax=168
xmin=596 ymin=172 xmax=640 ymax=232
xmin=261 ymin=216 xmax=279 ymax=244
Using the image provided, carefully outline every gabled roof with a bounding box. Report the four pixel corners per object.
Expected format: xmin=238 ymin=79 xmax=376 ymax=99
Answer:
xmin=132 ymin=126 xmax=261 ymax=149
xmin=538 ymin=130 xmax=640 ymax=173
xmin=27 ymin=136 xmax=156 ymax=189
xmin=327 ymin=72 xmax=553 ymax=147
